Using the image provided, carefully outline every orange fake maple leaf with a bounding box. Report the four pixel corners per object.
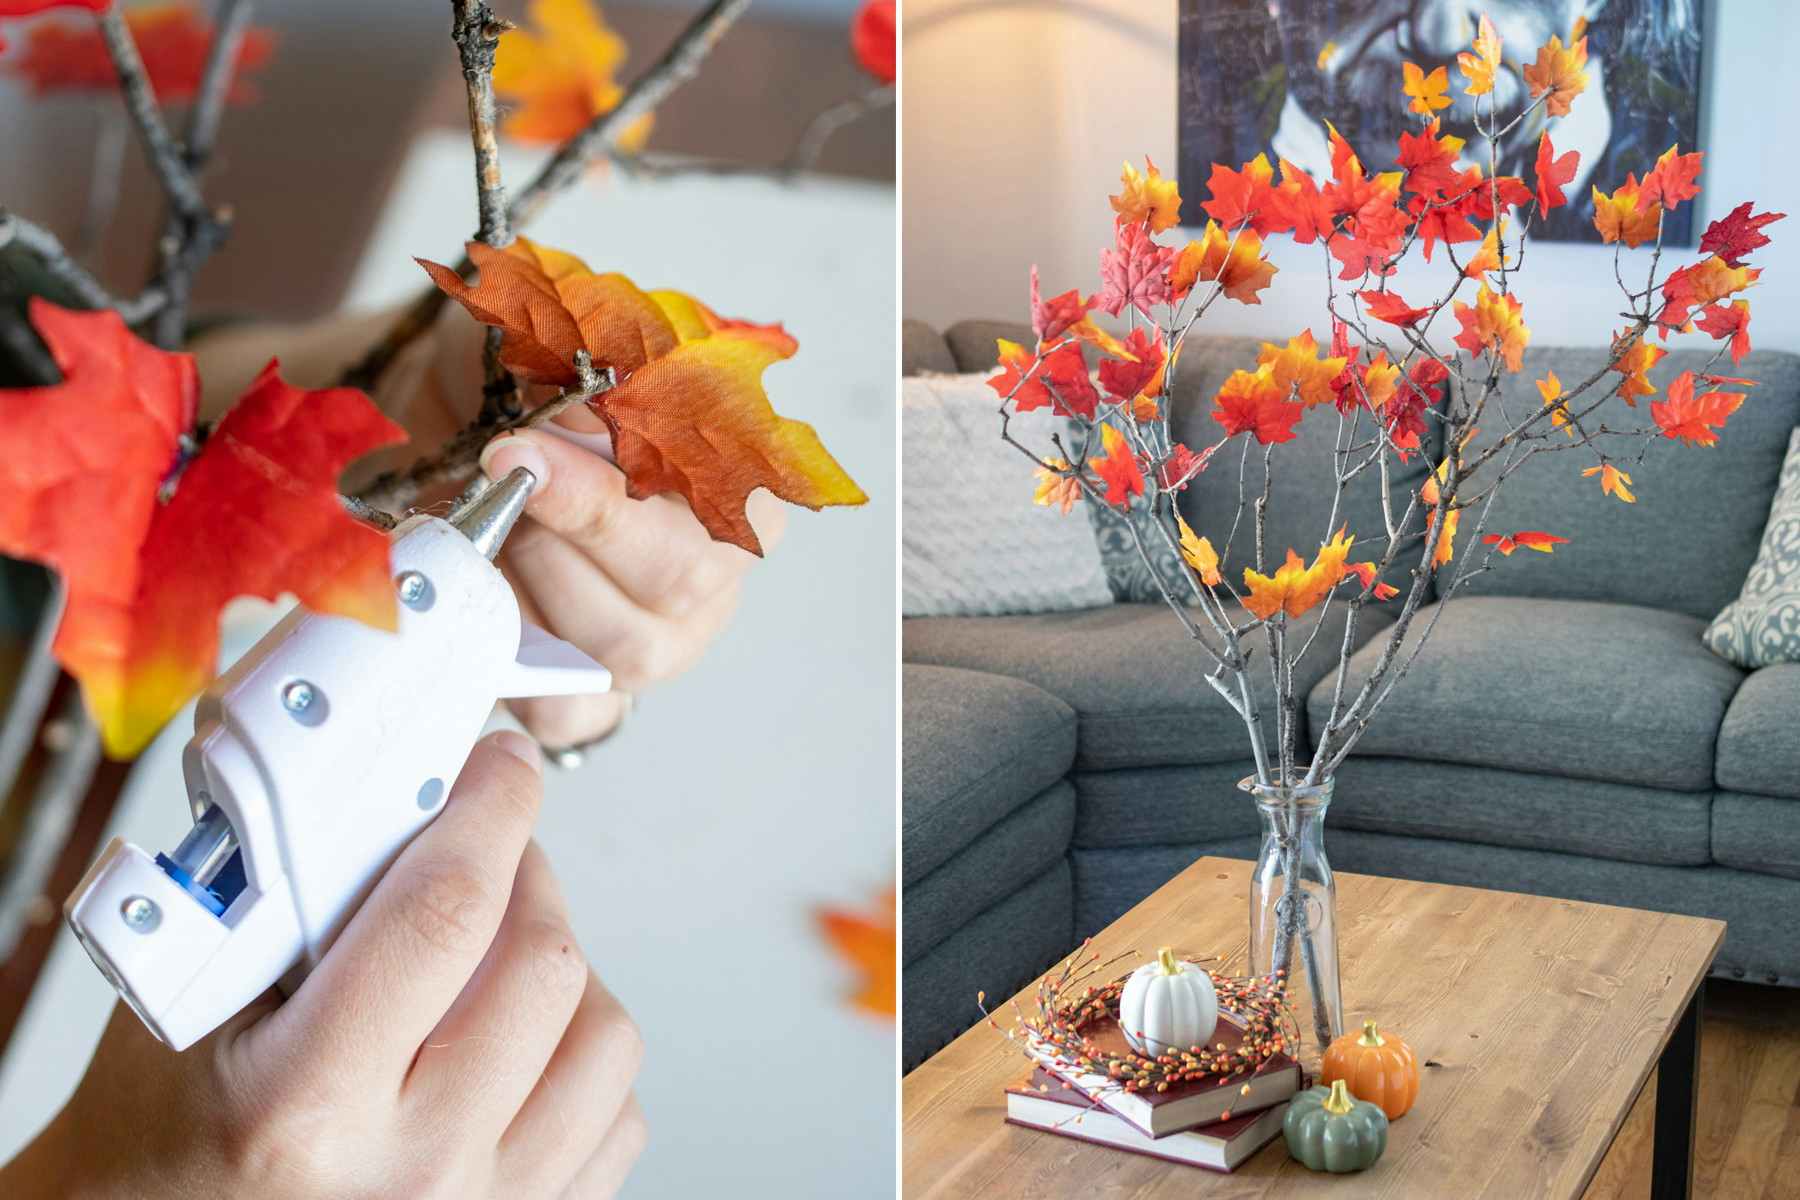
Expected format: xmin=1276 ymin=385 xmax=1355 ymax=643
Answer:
xmin=494 ymin=0 xmax=651 ymax=150
xmin=1538 ymin=369 xmax=1575 ymax=435
xmin=1463 ymin=220 xmax=1504 ymax=277
xmin=1212 ymin=365 xmax=1304 ymax=445
xmin=1452 ymin=284 xmax=1529 ymax=373
xmin=1592 ymin=176 xmax=1662 ymax=247
xmin=0 ymin=301 xmax=405 ymax=757
xmin=1652 ymin=371 xmax=1746 ymax=447
xmin=1420 ymin=461 xmax=1459 ymax=569
xmin=1696 ymin=300 xmax=1753 ymax=365
xmin=1522 ymin=33 xmax=1588 ymax=117
xmin=817 ymin=887 xmax=895 ymax=1018
xmin=1402 ymin=62 xmax=1451 ymax=114
xmin=1257 ymin=330 xmax=1347 ymax=410
xmin=1032 ymin=458 xmax=1083 ymax=514
xmin=1170 ymin=221 xmax=1278 ymax=304
xmin=1359 ymin=289 xmax=1432 ymax=327
xmin=1458 ymin=14 xmax=1501 ymax=96
xmin=1583 ymin=463 xmax=1637 ymax=503
xmin=1483 ymin=530 xmax=1569 ymax=556
xmin=1640 ymin=144 xmax=1704 ymax=212
xmin=1176 ymin=514 xmax=1221 ymax=586
xmin=1111 ymin=157 xmax=1182 ymax=234
xmin=1347 ymin=560 xmax=1400 ymax=601
xmin=1088 ymin=423 xmax=1145 ymax=509
xmin=3 ymin=3 xmax=274 ymax=102
xmin=1657 ymin=256 xmax=1760 ymax=333
xmin=1611 ymin=331 xmax=1667 ymax=404
xmin=422 ymin=238 xmax=865 ymax=555
xmin=1242 ymin=528 xmax=1355 ymax=621
xmin=1200 ymin=154 xmax=1278 ymax=231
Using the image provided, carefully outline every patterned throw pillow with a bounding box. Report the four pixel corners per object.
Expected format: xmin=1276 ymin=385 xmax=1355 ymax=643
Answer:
xmin=1705 ymin=427 xmax=1800 ymax=667
xmin=1065 ymin=417 xmax=1193 ymax=603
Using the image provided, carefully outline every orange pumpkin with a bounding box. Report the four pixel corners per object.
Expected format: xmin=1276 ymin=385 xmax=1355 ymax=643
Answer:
xmin=1322 ymin=1018 xmax=1418 ymax=1119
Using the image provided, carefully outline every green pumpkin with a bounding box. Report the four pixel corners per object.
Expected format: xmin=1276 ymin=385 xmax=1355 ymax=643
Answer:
xmin=1283 ymin=1080 xmax=1389 ymax=1173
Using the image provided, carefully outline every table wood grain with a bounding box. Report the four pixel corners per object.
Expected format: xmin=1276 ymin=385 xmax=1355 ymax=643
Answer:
xmin=903 ymin=857 xmax=1724 ymax=1198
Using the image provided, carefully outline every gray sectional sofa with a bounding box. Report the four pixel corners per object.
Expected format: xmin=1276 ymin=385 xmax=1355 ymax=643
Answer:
xmin=901 ymin=316 xmax=1800 ymax=1070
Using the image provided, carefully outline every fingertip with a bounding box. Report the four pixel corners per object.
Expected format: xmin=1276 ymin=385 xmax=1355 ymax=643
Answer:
xmin=481 ymin=433 xmax=552 ymax=493
xmin=489 ymin=728 xmax=544 ymax=774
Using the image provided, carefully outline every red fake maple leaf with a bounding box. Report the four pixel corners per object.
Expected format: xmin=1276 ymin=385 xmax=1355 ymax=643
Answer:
xmin=1696 ymin=301 xmax=1753 ymax=365
xmin=1483 ymin=531 xmax=1569 ymax=556
xmin=1652 ymin=371 xmax=1746 ymax=447
xmin=1030 ymin=265 xmax=1094 ymax=344
xmin=1200 ymin=155 xmax=1279 ymax=232
xmin=1396 ymin=119 xmax=1466 ymax=201
xmin=1160 ymin=441 xmax=1210 ymax=491
xmin=1699 ymin=202 xmax=1786 ymax=267
xmin=850 ymin=0 xmax=895 ymax=84
xmin=4 ymin=4 xmax=275 ymax=103
xmin=1097 ymin=327 xmax=1164 ymax=405
xmin=1639 ymin=144 xmax=1704 ymax=212
xmin=1359 ymin=289 xmax=1432 ymax=327
xmin=1212 ymin=367 xmax=1303 ymax=445
xmin=1088 ymin=423 xmax=1145 ymax=508
xmin=1096 ymin=220 xmax=1174 ymax=320
xmin=1036 ymin=341 xmax=1100 ymax=420
xmin=0 ymin=301 xmax=406 ymax=758
xmin=1534 ymin=132 xmax=1579 ymax=214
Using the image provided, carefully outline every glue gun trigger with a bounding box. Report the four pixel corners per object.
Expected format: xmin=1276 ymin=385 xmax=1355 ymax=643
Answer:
xmin=496 ymin=621 xmax=614 ymax=700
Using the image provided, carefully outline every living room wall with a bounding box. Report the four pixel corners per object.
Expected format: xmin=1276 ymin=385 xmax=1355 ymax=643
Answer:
xmin=903 ymin=0 xmax=1800 ymax=353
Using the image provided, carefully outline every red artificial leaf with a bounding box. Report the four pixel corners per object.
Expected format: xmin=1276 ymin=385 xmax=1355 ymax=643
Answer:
xmin=1359 ymin=289 xmax=1432 ymax=327
xmin=989 ymin=338 xmax=1053 ymax=411
xmin=1212 ymin=366 xmax=1303 ymax=445
xmin=1272 ymin=157 xmax=1332 ymax=245
xmin=1534 ymin=132 xmax=1579 ymax=214
xmin=1030 ymin=264 xmax=1094 ymax=344
xmin=1346 ymin=559 xmax=1400 ymax=600
xmin=1097 ymin=327 xmax=1164 ymax=405
xmin=1696 ymin=300 xmax=1753 ymax=365
xmin=1088 ymin=423 xmax=1145 ymax=508
xmin=1656 ymin=256 xmax=1760 ymax=334
xmin=1036 ymin=340 xmax=1100 ymax=420
xmin=1483 ymin=531 xmax=1569 ymax=556
xmin=1200 ymin=154 xmax=1278 ymax=232
xmin=849 ymin=0 xmax=895 ymax=84
xmin=1159 ymin=441 xmax=1211 ymax=491
xmin=1639 ymin=144 xmax=1704 ymax=212
xmin=817 ymin=887 xmax=895 ymax=1017
xmin=4 ymin=3 xmax=275 ymax=103
xmin=0 ymin=301 xmax=405 ymax=757
xmin=1652 ymin=370 xmax=1746 ymax=447
xmin=1699 ymin=202 xmax=1786 ymax=267
xmin=1396 ymin=119 xmax=1466 ymax=202
xmin=1096 ymin=220 xmax=1174 ymax=320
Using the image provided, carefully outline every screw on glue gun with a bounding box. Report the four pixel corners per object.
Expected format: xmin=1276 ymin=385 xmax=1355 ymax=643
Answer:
xmin=64 ymin=467 xmax=612 ymax=1051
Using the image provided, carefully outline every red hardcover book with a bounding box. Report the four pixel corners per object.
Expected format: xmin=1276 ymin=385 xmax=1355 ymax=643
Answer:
xmin=1005 ymin=1069 xmax=1288 ymax=1172
xmin=1026 ymin=1011 xmax=1301 ymax=1138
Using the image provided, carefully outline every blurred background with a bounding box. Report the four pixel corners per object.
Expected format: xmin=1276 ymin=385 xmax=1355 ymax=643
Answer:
xmin=0 ymin=1 xmax=895 ymax=1195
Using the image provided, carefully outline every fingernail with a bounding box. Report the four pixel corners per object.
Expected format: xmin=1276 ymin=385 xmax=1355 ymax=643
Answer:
xmin=491 ymin=729 xmax=543 ymax=773
xmin=481 ymin=435 xmax=551 ymax=492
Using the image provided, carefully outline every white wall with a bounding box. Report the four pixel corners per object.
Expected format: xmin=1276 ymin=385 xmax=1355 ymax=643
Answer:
xmin=903 ymin=0 xmax=1800 ymax=353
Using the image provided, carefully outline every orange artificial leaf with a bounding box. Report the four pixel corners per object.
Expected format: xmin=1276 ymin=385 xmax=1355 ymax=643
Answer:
xmin=817 ymin=887 xmax=895 ymax=1018
xmin=1170 ymin=220 xmax=1279 ymax=304
xmin=1522 ymin=33 xmax=1588 ymax=117
xmin=1089 ymin=423 xmax=1146 ymax=509
xmin=1358 ymin=353 xmax=1402 ymax=412
xmin=1458 ymin=14 xmax=1501 ymax=96
xmin=1212 ymin=365 xmax=1303 ymax=444
xmin=1242 ymin=528 xmax=1355 ymax=620
xmin=1257 ymin=329 xmax=1348 ymax=409
xmin=4 ymin=3 xmax=275 ymax=102
xmin=1032 ymin=457 xmax=1083 ymax=514
xmin=1652 ymin=370 xmax=1746 ymax=447
xmin=425 ymin=238 xmax=863 ymax=555
xmin=1359 ymin=289 xmax=1432 ymax=327
xmin=0 ymin=301 xmax=404 ymax=757
xmin=1200 ymin=154 xmax=1277 ymax=231
xmin=1402 ymin=62 xmax=1451 ymax=114
xmin=1657 ymin=256 xmax=1760 ymax=332
xmin=1537 ymin=369 xmax=1575 ymax=435
xmin=1463 ymin=220 xmax=1504 ymax=277
xmin=1483 ymin=530 xmax=1569 ymax=556
xmin=1098 ymin=327 xmax=1164 ymax=408
xmin=1420 ymin=461 xmax=1459 ymax=569
xmin=1583 ymin=463 xmax=1637 ymax=503
xmin=494 ymin=0 xmax=651 ymax=149
xmin=1111 ymin=156 xmax=1182 ymax=234
xmin=1591 ymin=175 xmax=1662 ymax=248
xmin=1696 ymin=300 xmax=1753 ymax=365
xmin=1452 ymin=283 xmax=1529 ymax=372
xmin=1177 ymin=515 xmax=1222 ymax=586
xmin=850 ymin=0 xmax=895 ymax=84
xmin=1347 ymin=560 xmax=1400 ymax=600
xmin=1611 ymin=331 xmax=1667 ymax=405
xmin=1534 ymin=133 xmax=1579 ymax=214
xmin=1640 ymin=144 xmax=1704 ymax=212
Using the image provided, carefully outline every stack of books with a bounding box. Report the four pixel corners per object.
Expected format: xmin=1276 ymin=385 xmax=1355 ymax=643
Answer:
xmin=1003 ymin=1012 xmax=1302 ymax=1173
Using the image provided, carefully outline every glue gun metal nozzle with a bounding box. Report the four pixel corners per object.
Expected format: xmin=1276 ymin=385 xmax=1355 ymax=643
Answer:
xmin=449 ymin=466 xmax=535 ymax=560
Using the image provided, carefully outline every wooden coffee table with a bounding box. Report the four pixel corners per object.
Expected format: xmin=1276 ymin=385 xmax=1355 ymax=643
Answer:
xmin=902 ymin=857 xmax=1723 ymax=1198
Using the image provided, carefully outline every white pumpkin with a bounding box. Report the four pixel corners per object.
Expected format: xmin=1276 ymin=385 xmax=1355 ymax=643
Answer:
xmin=1119 ymin=947 xmax=1219 ymax=1054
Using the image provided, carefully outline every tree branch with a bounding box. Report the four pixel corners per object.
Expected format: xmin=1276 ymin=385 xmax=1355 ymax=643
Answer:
xmin=0 ymin=210 xmax=166 ymax=324
xmin=96 ymin=8 xmax=210 ymax=223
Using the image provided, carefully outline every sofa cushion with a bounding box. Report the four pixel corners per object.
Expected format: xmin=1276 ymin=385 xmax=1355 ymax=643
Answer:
xmin=903 ymin=862 xmax=1072 ymax=1070
xmin=1307 ymin=597 xmax=1744 ymax=791
xmin=1713 ymin=792 xmax=1800 ymax=881
xmin=903 ymin=318 xmax=957 ymax=376
xmin=1071 ymin=761 xmax=1261 ymax=849
xmin=902 ymin=664 xmax=1075 ymax=885
xmin=905 ymin=780 xmax=1073 ymax=966
xmin=1455 ymin=346 xmax=1800 ymax=620
xmin=944 ymin=319 xmax=1030 ymax=373
xmin=1716 ymin=662 xmax=1800 ymax=799
xmin=905 ymin=601 xmax=1394 ymax=772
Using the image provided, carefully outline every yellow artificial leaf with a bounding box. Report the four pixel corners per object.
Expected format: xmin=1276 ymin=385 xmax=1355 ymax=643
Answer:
xmin=1177 ymin=514 xmax=1221 ymax=586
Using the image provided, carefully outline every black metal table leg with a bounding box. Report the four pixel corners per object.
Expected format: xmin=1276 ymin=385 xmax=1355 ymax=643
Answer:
xmin=1650 ymin=981 xmax=1703 ymax=1200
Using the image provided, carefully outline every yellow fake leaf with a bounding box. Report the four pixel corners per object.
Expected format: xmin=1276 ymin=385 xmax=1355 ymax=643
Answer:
xmin=494 ymin=0 xmax=652 ymax=149
xmin=1583 ymin=463 xmax=1637 ymax=503
xmin=1402 ymin=62 xmax=1452 ymax=114
xmin=1170 ymin=220 xmax=1278 ymax=305
xmin=1523 ymin=33 xmax=1588 ymax=118
xmin=1458 ymin=14 xmax=1501 ymax=96
xmin=1111 ymin=156 xmax=1182 ymax=233
xmin=1256 ymin=329 xmax=1347 ymax=410
xmin=1242 ymin=528 xmax=1355 ymax=620
xmin=1177 ymin=514 xmax=1221 ymax=586
xmin=1537 ymin=369 xmax=1574 ymax=435
xmin=1592 ymin=176 xmax=1662 ymax=247
xmin=1032 ymin=457 xmax=1083 ymax=514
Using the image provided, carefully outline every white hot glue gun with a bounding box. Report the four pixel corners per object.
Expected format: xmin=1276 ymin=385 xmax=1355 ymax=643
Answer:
xmin=62 ymin=468 xmax=613 ymax=1050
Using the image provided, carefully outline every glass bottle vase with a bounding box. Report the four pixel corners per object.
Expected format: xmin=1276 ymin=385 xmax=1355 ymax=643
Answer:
xmin=1241 ymin=775 xmax=1344 ymax=1061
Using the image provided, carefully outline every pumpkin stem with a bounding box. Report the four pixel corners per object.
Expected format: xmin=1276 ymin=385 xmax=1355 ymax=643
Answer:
xmin=1357 ymin=1018 xmax=1385 ymax=1047
xmin=1156 ymin=947 xmax=1180 ymax=975
xmin=1323 ymin=1078 xmax=1355 ymax=1115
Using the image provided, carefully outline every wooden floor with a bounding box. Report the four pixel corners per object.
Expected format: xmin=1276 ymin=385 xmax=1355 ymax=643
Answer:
xmin=1583 ymin=981 xmax=1800 ymax=1199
